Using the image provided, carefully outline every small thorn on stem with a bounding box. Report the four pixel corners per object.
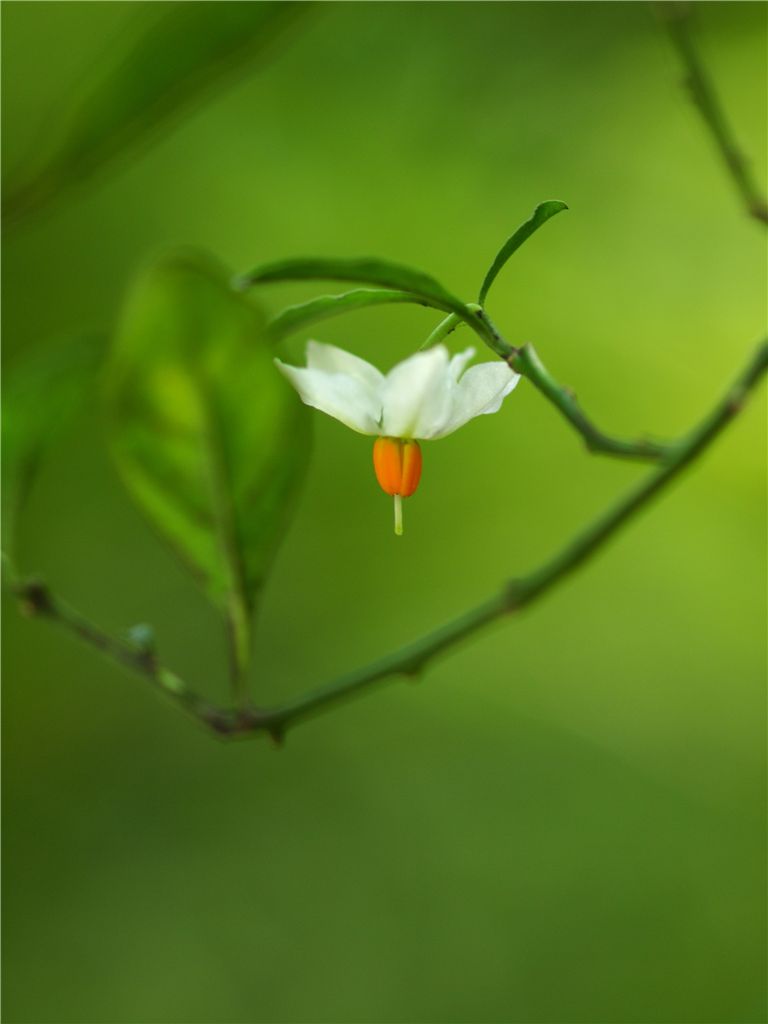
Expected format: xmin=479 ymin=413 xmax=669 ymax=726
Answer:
xmin=18 ymin=580 xmax=53 ymax=617
xmin=394 ymin=494 xmax=403 ymax=536
xmin=267 ymin=723 xmax=286 ymax=747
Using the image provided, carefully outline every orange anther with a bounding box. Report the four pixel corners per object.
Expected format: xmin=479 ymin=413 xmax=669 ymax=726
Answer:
xmin=373 ymin=437 xmax=422 ymax=497
xmin=399 ymin=440 xmax=422 ymax=497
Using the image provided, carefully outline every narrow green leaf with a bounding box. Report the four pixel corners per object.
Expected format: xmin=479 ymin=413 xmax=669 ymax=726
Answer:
xmin=237 ymin=256 xmax=472 ymax=320
xmin=2 ymin=333 xmax=102 ymax=552
xmin=107 ymin=252 xmax=310 ymax=669
xmin=478 ymin=200 xmax=568 ymax=305
xmin=3 ymin=2 xmax=310 ymax=223
xmin=266 ymin=288 xmax=431 ymax=340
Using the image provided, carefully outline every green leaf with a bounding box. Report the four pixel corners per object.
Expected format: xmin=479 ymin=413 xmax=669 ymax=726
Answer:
xmin=3 ymin=2 xmax=310 ymax=223
xmin=2 ymin=332 xmax=103 ymax=553
xmin=478 ymin=200 xmax=568 ymax=306
xmin=266 ymin=288 xmax=431 ymax=340
xmin=107 ymin=252 xmax=310 ymax=674
xmin=237 ymin=256 xmax=472 ymax=320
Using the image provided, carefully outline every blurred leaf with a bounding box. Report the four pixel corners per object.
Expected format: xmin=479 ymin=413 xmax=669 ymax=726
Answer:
xmin=238 ymin=256 xmax=472 ymax=320
xmin=3 ymin=2 xmax=311 ymax=224
xmin=266 ymin=288 xmax=431 ymax=340
xmin=478 ymin=200 xmax=568 ymax=305
xmin=107 ymin=252 xmax=310 ymax=665
xmin=2 ymin=332 xmax=103 ymax=553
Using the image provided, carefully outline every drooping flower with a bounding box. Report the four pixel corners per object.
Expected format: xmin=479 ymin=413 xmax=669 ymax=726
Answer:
xmin=275 ymin=341 xmax=520 ymax=534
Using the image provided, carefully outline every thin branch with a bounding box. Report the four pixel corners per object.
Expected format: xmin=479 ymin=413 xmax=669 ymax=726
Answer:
xmin=512 ymin=344 xmax=671 ymax=461
xmin=657 ymin=2 xmax=768 ymax=226
xmin=10 ymin=339 xmax=766 ymax=742
xmin=422 ymin=313 xmax=670 ymax=460
xmin=8 ymin=575 xmax=239 ymax=737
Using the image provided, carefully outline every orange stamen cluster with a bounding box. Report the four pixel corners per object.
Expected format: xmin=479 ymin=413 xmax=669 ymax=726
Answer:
xmin=373 ymin=437 xmax=422 ymax=497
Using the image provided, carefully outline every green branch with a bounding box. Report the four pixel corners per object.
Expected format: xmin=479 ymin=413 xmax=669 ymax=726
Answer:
xmin=10 ymin=339 xmax=766 ymax=742
xmin=657 ymin=2 xmax=768 ymax=226
xmin=6 ymin=575 xmax=237 ymax=734
xmin=512 ymin=344 xmax=671 ymax=461
xmin=420 ymin=316 xmax=668 ymax=461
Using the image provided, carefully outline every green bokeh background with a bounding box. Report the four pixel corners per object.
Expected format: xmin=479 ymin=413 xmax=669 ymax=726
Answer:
xmin=3 ymin=3 xmax=766 ymax=1022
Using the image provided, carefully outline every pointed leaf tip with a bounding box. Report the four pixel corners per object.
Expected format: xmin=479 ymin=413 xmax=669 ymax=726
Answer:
xmin=478 ymin=200 xmax=569 ymax=306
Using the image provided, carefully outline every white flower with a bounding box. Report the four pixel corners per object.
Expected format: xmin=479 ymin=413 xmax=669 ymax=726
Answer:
xmin=275 ymin=340 xmax=519 ymax=440
xmin=275 ymin=340 xmax=520 ymax=534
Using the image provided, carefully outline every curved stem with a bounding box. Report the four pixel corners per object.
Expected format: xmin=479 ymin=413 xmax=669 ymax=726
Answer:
xmin=5 ymin=575 xmax=233 ymax=733
xmin=512 ymin=344 xmax=672 ymax=461
xmin=656 ymin=2 xmax=768 ymax=226
xmin=10 ymin=339 xmax=766 ymax=742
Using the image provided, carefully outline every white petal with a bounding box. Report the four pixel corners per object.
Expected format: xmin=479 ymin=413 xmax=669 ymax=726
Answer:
xmin=306 ymin=340 xmax=385 ymax=391
xmin=274 ymin=360 xmax=381 ymax=434
xmin=449 ymin=347 xmax=475 ymax=381
xmin=381 ymin=345 xmax=453 ymax=439
xmin=432 ymin=361 xmax=520 ymax=438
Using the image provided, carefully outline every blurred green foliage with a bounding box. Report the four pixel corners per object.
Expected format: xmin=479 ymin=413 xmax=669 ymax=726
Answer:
xmin=2 ymin=2 xmax=310 ymax=222
xmin=2 ymin=3 xmax=766 ymax=1023
xmin=107 ymin=253 xmax=309 ymax=687
xmin=2 ymin=331 xmax=101 ymax=554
